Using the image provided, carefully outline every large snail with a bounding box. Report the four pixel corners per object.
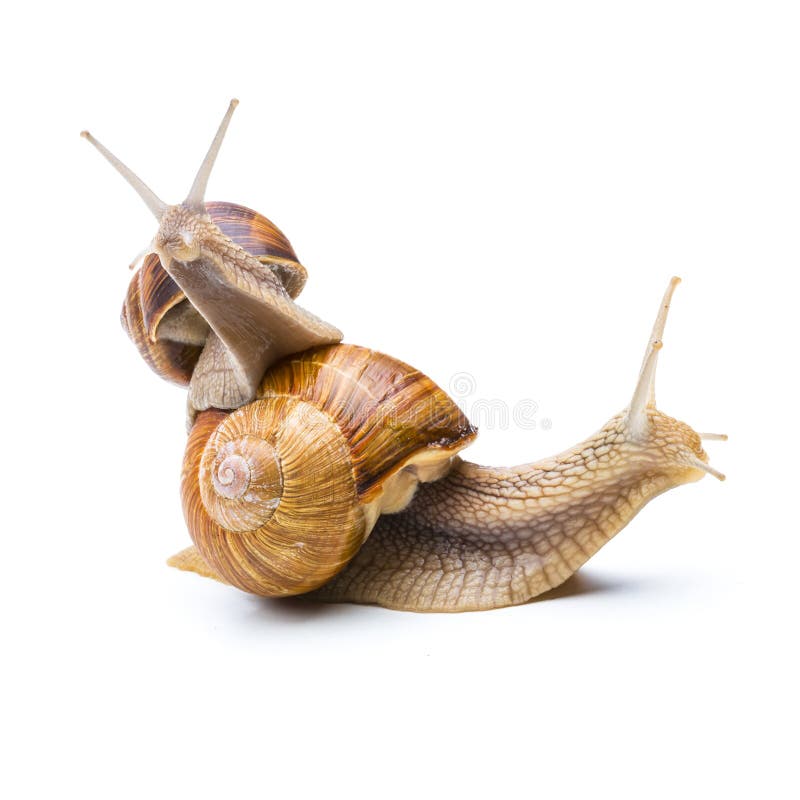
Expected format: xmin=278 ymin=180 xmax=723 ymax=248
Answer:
xmin=82 ymin=100 xmax=726 ymax=612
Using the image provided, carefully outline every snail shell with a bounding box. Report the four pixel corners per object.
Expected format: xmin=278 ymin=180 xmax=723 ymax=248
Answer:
xmin=121 ymin=201 xmax=307 ymax=386
xmin=181 ymin=344 xmax=477 ymax=595
xmin=85 ymin=102 xmax=727 ymax=612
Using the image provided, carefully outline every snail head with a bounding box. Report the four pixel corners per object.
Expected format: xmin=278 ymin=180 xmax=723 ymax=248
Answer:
xmin=620 ymin=276 xmax=727 ymax=484
xmin=80 ymin=99 xmax=239 ymax=271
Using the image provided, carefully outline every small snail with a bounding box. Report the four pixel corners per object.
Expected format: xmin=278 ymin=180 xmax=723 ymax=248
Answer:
xmin=82 ymin=100 xmax=726 ymax=612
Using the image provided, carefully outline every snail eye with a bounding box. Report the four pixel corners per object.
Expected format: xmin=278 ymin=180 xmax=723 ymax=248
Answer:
xmin=165 ymin=232 xmax=195 ymax=256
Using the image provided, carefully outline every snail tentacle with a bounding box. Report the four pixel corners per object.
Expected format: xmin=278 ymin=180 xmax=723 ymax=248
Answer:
xmin=173 ymin=281 xmax=725 ymax=611
xmin=307 ymin=420 xmax=689 ymax=612
xmin=86 ymin=101 xmax=725 ymax=613
xmin=309 ymin=278 xmax=726 ymax=611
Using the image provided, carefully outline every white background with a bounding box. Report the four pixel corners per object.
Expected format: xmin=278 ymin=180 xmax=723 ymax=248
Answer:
xmin=2 ymin=2 xmax=797 ymax=798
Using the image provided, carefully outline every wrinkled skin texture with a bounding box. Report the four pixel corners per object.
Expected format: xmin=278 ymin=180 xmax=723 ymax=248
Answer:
xmin=309 ymin=411 xmax=710 ymax=611
xmin=84 ymin=103 xmax=724 ymax=613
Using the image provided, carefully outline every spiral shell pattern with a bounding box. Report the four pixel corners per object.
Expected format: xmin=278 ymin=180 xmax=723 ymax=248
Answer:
xmin=183 ymin=397 xmax=366 ymax=596
xmin=200 ymin=421 xmax=283 ymax=532
xmin=181 ymin=344 xmax=477 ymax=597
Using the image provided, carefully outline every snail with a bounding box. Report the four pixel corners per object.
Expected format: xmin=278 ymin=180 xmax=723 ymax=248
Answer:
xmin=82 ymin=100 xmax=726 ymax=612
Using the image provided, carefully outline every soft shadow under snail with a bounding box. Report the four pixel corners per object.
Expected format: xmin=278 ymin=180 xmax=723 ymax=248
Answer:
xmin=82 ymin=100 xmax=726 ymax=612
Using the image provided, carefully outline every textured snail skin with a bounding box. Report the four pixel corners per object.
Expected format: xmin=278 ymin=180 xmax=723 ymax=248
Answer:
xmin=172 ymin=327 xmax=722 ymax=611
xmin=121 ymin=201 xmax=310 ymax=390
xmin=175 ymin=402 xmax=714 ymax=611
xmin=85 ymin=101 xmax=725 ymax=613
xmin=171 ymin=280 xmax=725 ymax=612
xmin=309 ymin=412 xmax=710 ymax=611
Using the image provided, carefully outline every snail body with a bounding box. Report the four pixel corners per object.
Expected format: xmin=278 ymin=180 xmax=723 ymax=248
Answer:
xmin=122 ymin=200 xmax=307 ymax=388
xmin=83 ymin=101 xmax=725 ymax=612
xmin=180 ymin=344 xmax=475 ymax=596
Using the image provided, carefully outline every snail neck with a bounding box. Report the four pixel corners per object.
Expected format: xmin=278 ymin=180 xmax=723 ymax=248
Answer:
xmin=455 ymin=417 xmax=686 ymax=530
xmin=312 ymin=413 xmax=702 ymax=611
xmin=163 ymin=226 xmax=342 ymax=414
xmin=169 ymin=243 xmax=287 ymax=410
xmin=189 ymin=330 xmax=255 ymax=412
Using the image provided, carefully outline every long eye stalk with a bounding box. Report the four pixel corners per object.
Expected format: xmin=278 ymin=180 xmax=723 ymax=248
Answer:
xmin=80 ymin=130 xmax=167 ymax=219
xmin=81 ymin=98 xmax=239 ymax=220
xmin=627 ymin=276 xmax=681 ymax=438
xmin=184 ymin=99 xmax=239 ymax=212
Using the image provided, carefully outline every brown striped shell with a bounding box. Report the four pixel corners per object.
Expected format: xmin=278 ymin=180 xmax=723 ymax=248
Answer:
xmin=121 ymin=253 xmax=204 ymax=385
xmin=181 ymin=344 xmax=477 ymax=596
xmin=121 ymin=201 xmax=308 ymax=386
